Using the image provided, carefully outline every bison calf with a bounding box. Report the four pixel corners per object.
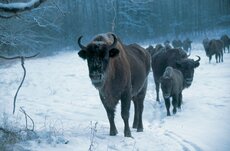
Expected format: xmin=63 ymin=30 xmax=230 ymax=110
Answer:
xmin=160 ymin=66 xmax=184 ymax=116
xmin=77 ymin=33 xmax=151 ymax=137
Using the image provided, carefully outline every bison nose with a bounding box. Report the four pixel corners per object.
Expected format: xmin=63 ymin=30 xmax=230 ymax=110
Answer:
xmin=89 ymin=73 xmax=103 ymax=82
xmin=185 ymin=78 xmax=193 ymax=85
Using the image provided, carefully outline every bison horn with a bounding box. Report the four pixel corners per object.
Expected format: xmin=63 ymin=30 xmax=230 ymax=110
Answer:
xmin=108 ymin=34 xmax=118 ymax=50
xmin=195 ymin=55 xmax=201 ymax=62
xmin=187 ymin=52 xmax=191 ymax=57
xmin=78 ymin=36 xmax=87 ymax=50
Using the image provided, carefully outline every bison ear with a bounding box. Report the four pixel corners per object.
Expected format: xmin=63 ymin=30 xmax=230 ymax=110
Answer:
xmin=109 ymin=48 xmax=120 ymax=58
xmin=78 ymin=50 xmax=87 ymax=60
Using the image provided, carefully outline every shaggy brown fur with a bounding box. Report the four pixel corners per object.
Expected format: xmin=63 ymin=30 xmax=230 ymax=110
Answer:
xmin=78 ymin=33 xmax=151 ymax=137
xmin=205 ymin=39 xmax=224 ymax=63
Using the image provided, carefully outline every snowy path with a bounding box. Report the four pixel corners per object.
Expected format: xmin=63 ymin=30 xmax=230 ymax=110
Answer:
xmin=0 ymin=45 xmax=230 ymax=151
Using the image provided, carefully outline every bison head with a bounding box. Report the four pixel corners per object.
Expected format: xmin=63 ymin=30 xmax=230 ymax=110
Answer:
xmin=77 ymin=34 xmax=119 ymax=89
xmin=175 ymin=56 xmax=200 ymax=87
xmin=160 ymin=67 xmax=174 ymax=99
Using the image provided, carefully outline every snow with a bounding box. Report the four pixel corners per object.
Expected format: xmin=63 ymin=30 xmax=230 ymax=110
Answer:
xmin=0 ymin=43 xmax=230 ymax=151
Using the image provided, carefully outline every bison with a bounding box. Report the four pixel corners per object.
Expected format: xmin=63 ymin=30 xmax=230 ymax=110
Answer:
xmin=203 ymin=39 xmax=224 ymax=63
xmin=77 ymin=33 xmax=151 ymax=137
xmin=164 ymin=40 xmax=172 ymax=49
xmin=146 ymin=44 xmax=165 ymax=56
xmin=146 ymin=45 xmax=156 ymax=56
xmin=220 ymin=34 xmax=230 ymax=53
xmin=172 ymin=39 xmax=183 ymax=49
xmin=182 ymin=38 xmax=192 ymax=54
xmin=202 ymin=38 xmax=209 ymax=52
xmin=160 ymin=66 xmax=184 ymax=116
xmin=151 ymin=48 xmax=200 ymax=102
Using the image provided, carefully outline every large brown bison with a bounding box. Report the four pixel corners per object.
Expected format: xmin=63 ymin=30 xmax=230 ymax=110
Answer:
xmin=151 ymin=48 xmax=200 ymax=102
xmin=220 ymin=34 xmax=230 ymax=53
xmin=160 ymin=66 xmax=184 ymax=116
xmin=203 ymin=39 xmax=224 ymax=63
xmin=77 ymin=33 xmax=151 ymax=137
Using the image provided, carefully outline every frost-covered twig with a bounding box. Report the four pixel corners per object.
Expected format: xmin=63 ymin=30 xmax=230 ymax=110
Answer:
xmin=0 ymin=53 xmax=39 ymax=114
xmin=20 ymin=107 xmax=35 ymax=131
xmin=88 ymin=121 xmax=98 ymax=151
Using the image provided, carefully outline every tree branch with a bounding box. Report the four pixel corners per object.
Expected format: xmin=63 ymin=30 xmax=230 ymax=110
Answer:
xmin=0 ymin=0 xmax=47 ymax=13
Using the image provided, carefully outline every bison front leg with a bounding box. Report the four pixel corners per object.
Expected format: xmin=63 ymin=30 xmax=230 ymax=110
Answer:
xmin=100 ymin=95 xmax=118 ymax=136
xmin=132 ymin=81 xmax=147 ymax=132
xmin=209 ymin=55 xmax=212 ymax=63
xmin=178 ymin=93 xmax=182 ymax=110
xmin=106 ymin=109 xmax=118 ymax=136
xmin=215 ymin=54 xmax=219 ymax=63
xmin=164 ymin=98 xmax=171 ymax=116
xmin=132 ymin=100 xmax=139 ymax=129
xmin=172 ymin=95 xmax=178 ymax=114
xmin=155 ymin=81 xmax=160 ymax=102
xmin=220 ymin=51 xmax=224 ymax=62
xmin=121 ymin=94 xmax=132 ymax=137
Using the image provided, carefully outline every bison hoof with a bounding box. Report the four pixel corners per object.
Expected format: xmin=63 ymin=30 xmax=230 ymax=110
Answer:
xmin=110 ymin=130 xmax=118 ymax=136
xmin=173 ymin=108 xmax=177 ymax=114
xmin=124 ymin=131 xmax=132 ymax=137
xmin=167 ymin=112 xmax=171 ymax=116
xmin=132 ymin=123 xmax=138 ymax=129
xmin=137 ymin=128 xmax=143 ymax=132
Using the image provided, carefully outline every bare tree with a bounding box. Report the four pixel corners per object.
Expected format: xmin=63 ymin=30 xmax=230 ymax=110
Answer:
xmin=0 ymin=0 xmax=64 ymax=55
xmin=0 ymin=0 xmax=47 ymax=13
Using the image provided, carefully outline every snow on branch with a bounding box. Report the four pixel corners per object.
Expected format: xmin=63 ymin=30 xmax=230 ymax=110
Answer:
xmin=0 ymin=0 xmax=47 ymax=13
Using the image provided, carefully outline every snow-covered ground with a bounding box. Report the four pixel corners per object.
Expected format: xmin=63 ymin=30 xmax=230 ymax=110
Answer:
xmin=0 ymin=43 xmax=230 ymax=151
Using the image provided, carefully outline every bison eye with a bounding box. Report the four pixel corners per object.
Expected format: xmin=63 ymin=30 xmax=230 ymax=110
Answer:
xmin=99 ymin=50 xmax=106 ymax=58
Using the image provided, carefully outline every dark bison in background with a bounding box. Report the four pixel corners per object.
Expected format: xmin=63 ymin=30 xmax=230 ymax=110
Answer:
xmin=146 ymin=45 xmax=156 ymax=56
xmin=220 ymin=34 xmax=230 ymax=53
xmin=183 ymin=38 xmax=192 ymax=53
xmin=78 ymin=33 xmax=151 ymax=137
xmin=146 ymin=44 xmax=165 ymax=56
xmin=160 ymin=66 xmax=184 ymax=116
xmin=172 ymin=39 xmax=183 ymax=49
xmin=202 ymin=38 xmax=209 ymax=51
xmin=151 ymin=48 xmax=200 ymax=102
xmin=203 ymin=39 xmax=224 ymax=63
xmin=164 ymin=40 xmax=172 ymax=49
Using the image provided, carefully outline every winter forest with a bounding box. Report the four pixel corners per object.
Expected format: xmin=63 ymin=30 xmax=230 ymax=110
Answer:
xmin=1 ymin=0 xmax=230 ymax=54
xmin=0 ymin=0 xmax=230 ymax=151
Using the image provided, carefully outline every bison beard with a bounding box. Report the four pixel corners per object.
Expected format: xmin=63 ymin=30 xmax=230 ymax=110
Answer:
xmin=77 ymin=33 xmax=151 ymax=137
